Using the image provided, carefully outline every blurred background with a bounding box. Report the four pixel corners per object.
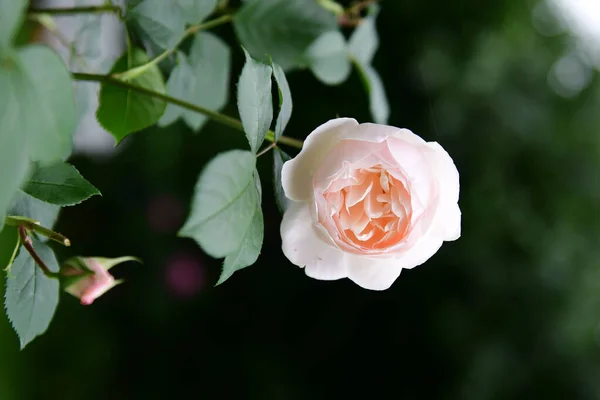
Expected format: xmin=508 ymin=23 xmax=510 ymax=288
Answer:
xmin=2 ymin=0 xmax=600 ymax=398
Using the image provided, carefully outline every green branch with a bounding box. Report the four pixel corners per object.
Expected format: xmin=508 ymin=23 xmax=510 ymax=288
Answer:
xmin=317 ymin=0 xmax=344 ymax=16
xmin=5 ymin=216 xmax=71 ymax=247
xmin=18 ymin=226 xmax=60 ymax=279
xmin=72 ymin=73 xmax=304 ymax=149
xmin=28 ymin=5 xmax=122 ymax=16
xmin=114 ymin=15 xmax=233 ymax=81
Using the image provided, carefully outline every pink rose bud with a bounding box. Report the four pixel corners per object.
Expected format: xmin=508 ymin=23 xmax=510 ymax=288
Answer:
xmin=280 ymin=119 xmax=461 ymax=290
xmin=61 ymin=257 xmax=140 ymax=305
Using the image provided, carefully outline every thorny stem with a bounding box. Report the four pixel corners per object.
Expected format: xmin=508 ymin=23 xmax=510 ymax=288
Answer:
xmin=339 ymin=0 xmax=378 ymax=26
xmin=256 ymin=142 xmax=277 ymax=158
xmin=72 ymin=72 xmax=304 ymax=149
xmin=18 ymin=226 xmax=60 ymax=279
xmin=114 ymin=15 xmax=234 ymax=81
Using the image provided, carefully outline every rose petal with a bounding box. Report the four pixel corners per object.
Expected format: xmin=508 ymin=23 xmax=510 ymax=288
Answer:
xmin=345 ymin=178 xmax=374 ymax=207
xmin=364 ymin=191 xmax=385 ymax=219
xmin=441 ymin=203 xmax=461 ymax=241
xmin=425 ymin=142 xmax=460 ymax=204
xmin=340 ymin=124 xmax=428 ymax=147
xmin=386 ymin=137 xmax=435 ymax=212
xmin=80 ymin=279 xmax=120 ymax=306
xmin=346 ymin=254 xmax=403 ymax=290
xmin=393 ymin=233 xmax=444 ymax=269
xmin=281 ymin=201 xmax=348 ymax=280
xmin=314 ymin=140 xmax=398 ymax=193
xmin=282 ymin=118 xmax=358 ymax=201
xmin=423 ymin=142 xmax=461 ymax=241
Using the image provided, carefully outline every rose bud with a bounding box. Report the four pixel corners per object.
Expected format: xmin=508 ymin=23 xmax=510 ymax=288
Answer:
xmin=61 ymin=257 xmax=140 ymax=305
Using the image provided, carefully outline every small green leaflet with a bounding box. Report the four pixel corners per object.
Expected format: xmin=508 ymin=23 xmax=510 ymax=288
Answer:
xmin=271 ymin=61 xmax=293 ymax=140
xmin=23 ymin=162 xmax=100 ymax=206
xmin=348 ymin=5 xmax=380 ymax=65
xmin=348 ymin=5 xmax=389 ymax=124
xmin=127 ymin=0 xmax=218 ymax=48
xmin=7 ymin=191 xmax=61 ymax=235
xmin=179 ymin=150 xmax=264 ymax=284
xmin=0 ymin=0 xmax=26 ymax=49
xmin=127 ymin=0 xmax=185 ymax=49
xmin=96 ymin=48 xmax=167 ymax=143
xmin=67 ymin=256 xmax=142 ymax=271
xmin=238 ymin=49 xmax=273 ymax=153
xmin=304 ymin=30 xmax=351 ymax=86
xmin=218 ymin=206 xmax=263 ymax=285
xmin=157 ymin=52 xmax=193 ymax=127
xmin=233 ymin=0 xmax=337 ymax=70
xmin=159 ymin=33 xmax=231 ymax=132
xmin=273 ymin=148 xmax=292 ymax=214
xmin=353 ymin=60 xmax=390 ymax=125
xmin=5 ymin=238 xmax=60 ymax=349
xmin=178 ymin=0 xmax=218 ymax=24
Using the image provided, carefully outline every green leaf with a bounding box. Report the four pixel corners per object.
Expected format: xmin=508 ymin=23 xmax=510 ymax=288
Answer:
xmin=159 ymin=33 xmax=231 ymax=132
xmin=7 ymin=191 xmax=61 ymax=235
xmin=348 ymin=5 xmax=380 ymax=65
xmin=0 ymin=45 xmax=75 ymax=228
xmin=178 ymin=0 xmax=218 ymax=25
xmin=347 ymin=5 xmax=387 ymax=124
xmin=238 ymin=49 xmax=273 ymax=153
xmin=0 ymin=0 xmax=26 ymax=49
xmin=271 ymin=61 xmax=293 ymax=140
xmin=19 ymin=46 xmax=76 ymax=164
xmin=157 ymin=52 xmax=193 ymax=127
xmin=233 ymin=0 xmax=337 ymax=70
xmin=0 ymin=61 xmax=29 ymax=231
xmin=179 ymin=150 xmax=260 ymax=258
xmin=304 ymin=30 xmax=351 ymax=86
xmin=23 ymin=162 xmax=100 ymax=206
xmin=5 ymin=238 xmax=60 ymax=349
xmin=353 ymin=59 xmax=390 ymax=125
xmin=96 ymin=48 xmax=167 ymax=143
xmin=218 ymin=206 xmax=263 ymax=285
xmin=273 ymin=148 xmax=292 ymax=214
xmin=127 ymin=0 xmax=185 ymax=49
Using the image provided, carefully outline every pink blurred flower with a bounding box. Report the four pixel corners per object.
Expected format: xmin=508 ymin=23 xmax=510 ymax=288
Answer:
xmin=165 ymin=253 xmax=205 ymax=298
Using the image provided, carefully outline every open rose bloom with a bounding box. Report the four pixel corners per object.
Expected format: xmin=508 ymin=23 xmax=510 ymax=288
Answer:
xmin=280 ymin=118 xmax=461 ymax=290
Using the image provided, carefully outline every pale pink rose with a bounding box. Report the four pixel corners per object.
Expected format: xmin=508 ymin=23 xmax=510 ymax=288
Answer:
xmin=280 ymin=118 xmax=461 ymax=290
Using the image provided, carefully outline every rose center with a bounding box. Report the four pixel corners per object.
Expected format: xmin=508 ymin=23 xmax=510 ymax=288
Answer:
xmin=321 ymin=165 xmax=412 ymax=252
